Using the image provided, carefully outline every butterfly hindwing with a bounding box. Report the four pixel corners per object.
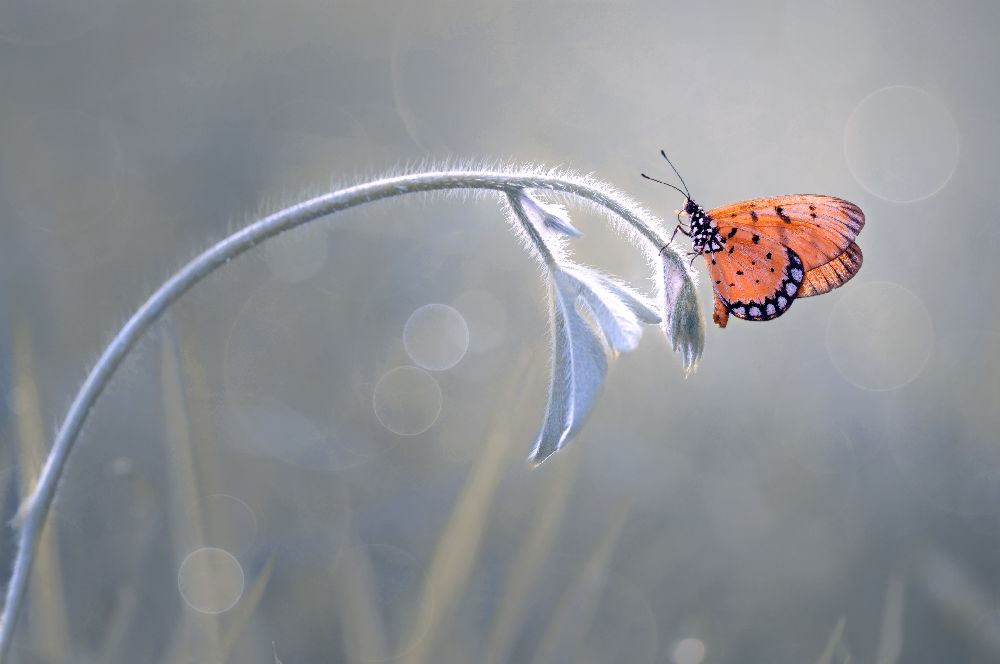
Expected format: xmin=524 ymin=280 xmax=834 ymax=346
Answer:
xmin=799 ymin=242 xmax=863 ymax=298
xmin=708 ymin=195 xmax=864 ymax=271
xmin=705 ymin=232 xmax=805 ymax=323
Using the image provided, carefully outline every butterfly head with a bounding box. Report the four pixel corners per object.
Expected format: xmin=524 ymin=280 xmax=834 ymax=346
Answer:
xmin=672 ymin=198 xmax=697 ymax=216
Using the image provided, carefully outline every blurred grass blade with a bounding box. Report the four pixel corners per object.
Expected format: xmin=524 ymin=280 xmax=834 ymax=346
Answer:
xmin=160 ymin=325 xmax=223 ymax=664
xmin=333 ymin=540 xmax=392 ymax=661
xmin=400 ymin=353 xmax=531 ymax=664
xmin=13 ymin=320 xmax=70 ymax=663
xmin=815 ymin=617 xmax=846 ymax=664
xmin=875 ymin=570 xmax=905 ymax=664
xmin=531 ymin=502 xmax=630 ymax=664
xmin=481 ymin=453 xmax=578 ymax=664
xmin=221 ymin=558 xmax=275 ymax=659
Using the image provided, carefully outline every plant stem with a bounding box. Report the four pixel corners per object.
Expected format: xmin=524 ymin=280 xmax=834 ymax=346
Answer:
xmin=0 ymin=168 xmax=683 ymax=659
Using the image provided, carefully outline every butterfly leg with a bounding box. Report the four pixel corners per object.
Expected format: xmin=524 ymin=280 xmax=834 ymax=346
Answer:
xmin=668 ymin=223 xmax=690 ymax=243
xmin=659 ymin=221 xmax=690 ymax=255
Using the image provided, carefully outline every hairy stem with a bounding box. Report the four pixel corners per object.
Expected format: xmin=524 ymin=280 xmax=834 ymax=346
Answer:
xmin=0 ymin=168 xmax=685 ymax=658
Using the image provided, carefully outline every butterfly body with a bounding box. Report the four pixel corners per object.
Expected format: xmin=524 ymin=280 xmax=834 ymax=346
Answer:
xmin=683 ymin=199 xmax=727 ymax=254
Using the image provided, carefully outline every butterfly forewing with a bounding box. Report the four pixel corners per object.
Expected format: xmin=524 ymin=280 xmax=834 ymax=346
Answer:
xmin=708 ymin=195 xmax=864 ymax=271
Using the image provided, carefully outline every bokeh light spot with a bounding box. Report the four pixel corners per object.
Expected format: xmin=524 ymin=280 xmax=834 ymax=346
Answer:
xmin=826 ymin=281 xmax=933 ymax=391
xmin=844 ymin=86 xmax=959 ymax=202
xmin=177 ymin=547 xmax=245 ymax=614
xmin=336 ymin=543 xmax=433 ymax=661
xmin=403 ymin=304 xmax=470 ymax=371
xmin=673 ymin=637 xmax=706 ymax=664
xmin=373 ymin=366 xmax=443 ymax=435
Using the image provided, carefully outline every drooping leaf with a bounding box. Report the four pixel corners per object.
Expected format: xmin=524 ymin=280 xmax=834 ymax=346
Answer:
xmin=593 ymin=275 xmax=662 ymax=325
xmin=529 ymin=272 xmax=609 ymax=466
xmin=659 ymin=250 xmax=705 ymax=375
xmin=516 ymin=190 xmax=583 ymax=238
xmin=563 ymin=264 xmax=660 ymax=322
xmin=560 ymin=265 xmax=658 ymax=353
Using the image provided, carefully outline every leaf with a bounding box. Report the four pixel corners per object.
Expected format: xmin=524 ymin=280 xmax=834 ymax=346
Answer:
xmin=560 ymin=265 xmax=659 ymax=353
xmin=529 ymin=272 xmax=609 ymax=466
xmin=594 ymin=277 xmax=662 ymax=325
xmin=659 ymin=251 xmax=705 ymax=375
xmin=516 ymin=190 xmax=583 ymax=238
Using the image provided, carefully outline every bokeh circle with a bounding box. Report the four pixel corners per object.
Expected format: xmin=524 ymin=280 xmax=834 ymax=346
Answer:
xmin=177 ymin=547 xmax=245 ymax=614
xmin=826 ymin=281 xmax=933 ymax=391
xmin=673 ymin=637 xmax=707 ymax=664
xmin=403 ymin=303 xmax=470 ymax=371
xmin=373 ymin=367 xmax=443 ymax=436
xmin=844 ymin=86 xmax=959 ymax=202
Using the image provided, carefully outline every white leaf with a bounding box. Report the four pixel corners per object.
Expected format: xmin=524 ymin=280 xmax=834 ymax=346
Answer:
xmin=659 ymin=251 xmax=705 ymax=375
xmin=529 ymin=272 xmax=609 ymax=466
xmin=597 ymin=277 xmax=661 ymax=325
xmin=517 ymin=190 xmax=583 ymax=238
xmin=561 ymin=266 xmax=646 ymax=353
xmin=563 ymin=264 xmax=661 ymax=325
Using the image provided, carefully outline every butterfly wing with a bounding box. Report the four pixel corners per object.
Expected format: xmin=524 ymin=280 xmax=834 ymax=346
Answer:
xmin=798 ymin=242 xmax=863 ymax=298
xmin=708 ymin=195 xmax=864 ymax=271
xmin=705 ymin=232 xmax=805 ymax=326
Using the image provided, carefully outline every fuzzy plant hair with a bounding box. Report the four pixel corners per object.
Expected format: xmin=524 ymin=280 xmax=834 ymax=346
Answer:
xmin=0 ymin=163 xmax=704 ymax=658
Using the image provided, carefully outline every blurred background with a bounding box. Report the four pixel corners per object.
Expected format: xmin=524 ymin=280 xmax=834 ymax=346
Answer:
xmin=0 ymin=0 xmax=997 ymax=662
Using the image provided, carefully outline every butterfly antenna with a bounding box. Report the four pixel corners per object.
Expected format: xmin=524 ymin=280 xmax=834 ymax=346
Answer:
xmin=640 ymin=173 xmax=688 ymax=198
xmin=659 ymin=149 xmax=691 ymax=198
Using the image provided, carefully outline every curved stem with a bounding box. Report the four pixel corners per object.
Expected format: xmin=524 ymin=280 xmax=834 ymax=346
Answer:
xmin=0 ymin=169 xmax=682 ymax=659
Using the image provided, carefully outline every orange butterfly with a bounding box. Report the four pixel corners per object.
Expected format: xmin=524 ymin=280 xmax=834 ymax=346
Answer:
xmin=643 ymin=151 xmax=864 ymax=328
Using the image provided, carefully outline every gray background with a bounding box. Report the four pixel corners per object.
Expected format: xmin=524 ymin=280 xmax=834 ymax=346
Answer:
xmin=0 ymin=0 xmax=997 ymax=662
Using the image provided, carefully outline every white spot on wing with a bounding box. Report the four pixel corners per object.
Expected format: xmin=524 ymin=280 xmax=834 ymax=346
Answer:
xmin=767 ymin=303 xmax=776 ymax=315
xmin=791 ymin=268 xmax=804 ymax=281
xmin=778 ymin=296 xmax=788 ymax=308
xmin=785 ymin=282 xmax=797 ymax=296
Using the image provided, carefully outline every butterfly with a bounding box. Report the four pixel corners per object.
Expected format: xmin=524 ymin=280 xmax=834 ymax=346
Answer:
xmin=643 ymin=150 xmax=865 ymax=328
